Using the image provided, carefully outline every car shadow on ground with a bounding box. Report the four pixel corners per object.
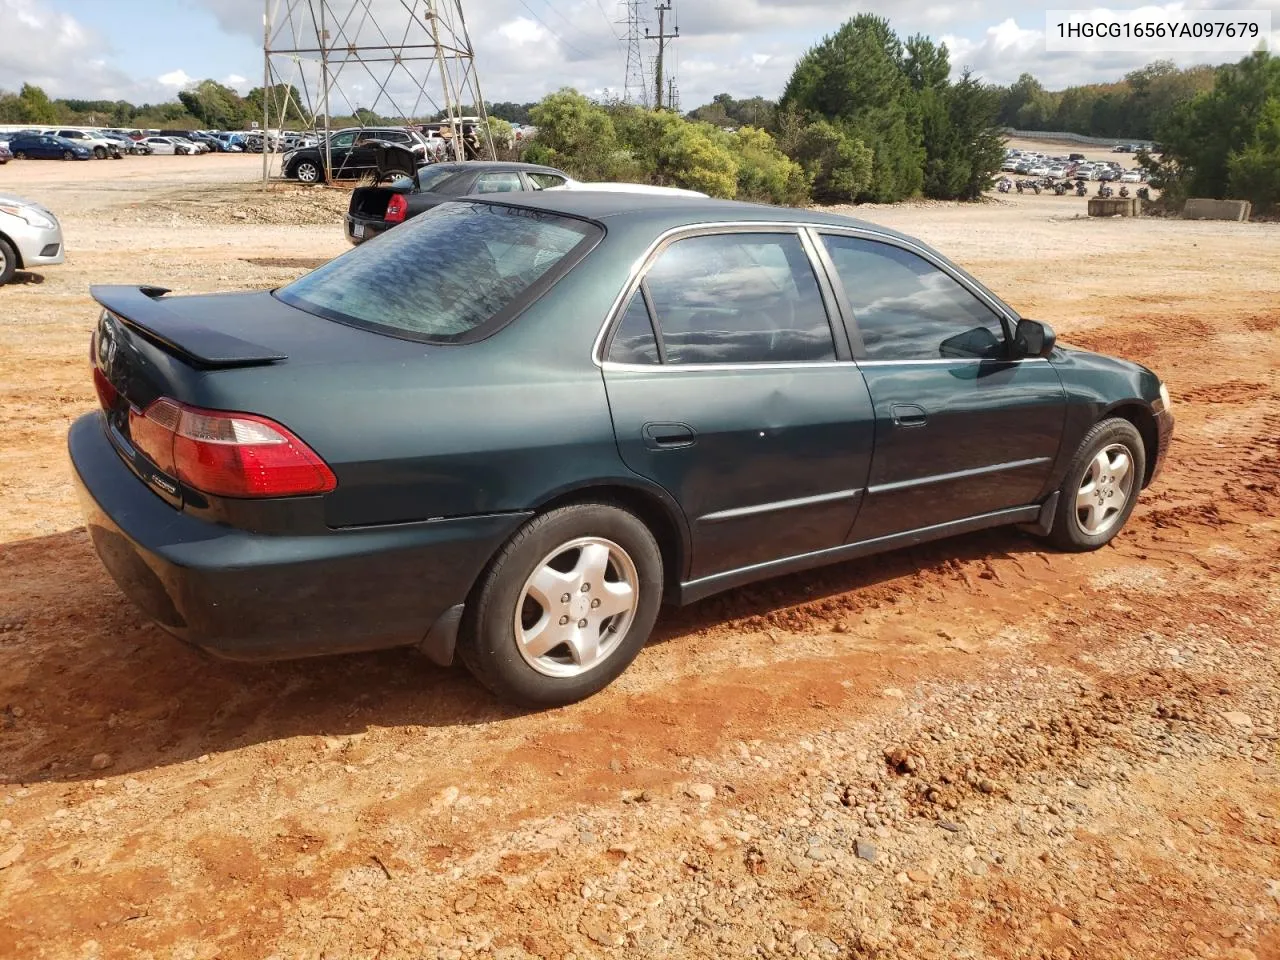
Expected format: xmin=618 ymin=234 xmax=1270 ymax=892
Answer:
xmin=0 ymin=523 xmax=1050 ymax=783
xmin=8 ymin=271 xmax=46 ymax=285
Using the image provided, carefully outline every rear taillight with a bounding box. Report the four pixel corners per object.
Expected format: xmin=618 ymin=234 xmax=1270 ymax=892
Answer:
xmin=92 ymin=367 xmax=119 ymax=410
xmin=385 ymin=193 xmax=408 ymax=224
xmin=128 ymin=398 xmax=336 ymax=498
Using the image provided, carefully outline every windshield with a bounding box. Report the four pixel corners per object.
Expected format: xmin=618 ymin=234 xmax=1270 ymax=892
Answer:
xmin=277 ymin=201 xmax=600 ymax=343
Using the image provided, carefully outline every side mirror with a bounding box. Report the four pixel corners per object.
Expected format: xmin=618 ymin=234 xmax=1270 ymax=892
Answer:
xmin=1014 ymin=319 xmax=1056 ymax=359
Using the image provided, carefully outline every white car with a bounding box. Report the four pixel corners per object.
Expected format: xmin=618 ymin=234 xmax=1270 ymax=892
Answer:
xmin=1119 ymin=170 xmax=1143 ymax=183
xmin=546 ymin=181 xmax=708 ymax=198
xmin=141 ymin=136 xmax=178 ymax=155
xmin=1028 ymin=164 xmax=1051 ymax=176
xmin=0 ymin=193 xmax=64 ymax=285
xmin=164 ymin=137 xmax=205 ymax=155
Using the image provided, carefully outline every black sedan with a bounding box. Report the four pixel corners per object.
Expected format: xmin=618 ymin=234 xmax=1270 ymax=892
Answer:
xmin=70 ymin=195 xmax=1173 ymax=706
xmin=345 ymin=161 xmax=571 ymax=244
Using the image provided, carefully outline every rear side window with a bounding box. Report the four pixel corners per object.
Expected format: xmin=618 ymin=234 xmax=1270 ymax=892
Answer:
xmin=822 ymin=235 xmax=1007 ymax=361
xmin=278 ymin=201 xmax=600 ymax=343
xmin=643 ymin=233 xmax=835 ymax=365
xmin=528 ymin=172 xmax=567 ymax=189
xmin=608 ymin=293 xmax=660 ymax=365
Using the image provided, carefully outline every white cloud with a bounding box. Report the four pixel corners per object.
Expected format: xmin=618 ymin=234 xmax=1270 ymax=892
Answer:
xmin=496 ymin=17 xmax=548 ymax=46
xmin=157 ymin=69 xmax=195 ymax=88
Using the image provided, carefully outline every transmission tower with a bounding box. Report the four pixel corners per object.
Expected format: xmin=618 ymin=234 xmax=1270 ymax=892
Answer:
xmin=644 ymin=1 xmax=678 ymax=111
xmin=620 ymin=0 xmax=650 ymax=108
xmin=261 ymin=0 xmax=494 ymax=183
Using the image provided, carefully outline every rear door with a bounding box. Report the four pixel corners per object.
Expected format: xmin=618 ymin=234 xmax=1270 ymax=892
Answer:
xmin=818 ymin=232 xmax=1067 ymax=542
xmin=601 ymin=228 xmax=875 ymax=581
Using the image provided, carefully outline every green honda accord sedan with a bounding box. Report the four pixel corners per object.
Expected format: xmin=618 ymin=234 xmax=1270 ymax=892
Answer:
xmin=71 ymin=193 xmax=1173 ymax=706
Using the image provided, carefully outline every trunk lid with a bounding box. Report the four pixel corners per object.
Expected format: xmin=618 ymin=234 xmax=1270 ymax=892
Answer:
xmin=89 ymin=285 xmax=424 ymax=508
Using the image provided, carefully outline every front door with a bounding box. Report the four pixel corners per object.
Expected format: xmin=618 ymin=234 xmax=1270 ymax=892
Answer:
xmin=601 ymin=230 xmax=875 ymax=581
xmin=326 ymin=131 xmax=358 ymax=178
xmin=818 ymin=233 xmax=1067 ymax=543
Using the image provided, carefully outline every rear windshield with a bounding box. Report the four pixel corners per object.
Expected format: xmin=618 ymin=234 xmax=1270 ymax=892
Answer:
xmin=415 ymin=166 xmax=460 ymax=191
xmin=277 ymin=201 xmax=600 ymax=343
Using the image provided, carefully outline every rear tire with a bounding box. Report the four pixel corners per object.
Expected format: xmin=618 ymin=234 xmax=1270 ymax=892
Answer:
xmin=93 ymin=146 xmax=107 ymax=159
xmin=1046 ymin=417 xmax=1146 ymax=552
xmin=458 ymin=503 xmax=663 ymax=707
xmin=14 ymin=151 xmax=25 ymax=160
xmin=0 ymin=236 xmax=16 ymax=285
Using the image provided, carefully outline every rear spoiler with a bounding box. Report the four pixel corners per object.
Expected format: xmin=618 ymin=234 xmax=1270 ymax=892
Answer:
xmin=89 ymin=285 xmax=287 ymax=367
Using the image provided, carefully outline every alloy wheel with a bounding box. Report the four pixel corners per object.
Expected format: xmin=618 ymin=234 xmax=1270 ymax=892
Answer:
xmin=1075 ymin=443 xmax=1134 ymax=536
xmin=514 ymin=537 xmax=639 ymax=678
xmin=296 ymin=162 xmax=320 ymax=183
xmin=63 ymin=151 xmax=74 ymax=161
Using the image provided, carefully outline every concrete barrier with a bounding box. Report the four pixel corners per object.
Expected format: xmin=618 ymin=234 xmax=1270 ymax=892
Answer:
xmin=1088 ymin=197 xmax=1140 ymax=217
xmin=1182 ymin=198 xmax=1252 ymax=221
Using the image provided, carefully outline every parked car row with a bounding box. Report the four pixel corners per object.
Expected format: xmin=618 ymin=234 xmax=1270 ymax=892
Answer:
xmin=1001 ymin=149 xmax=1146 ymax=183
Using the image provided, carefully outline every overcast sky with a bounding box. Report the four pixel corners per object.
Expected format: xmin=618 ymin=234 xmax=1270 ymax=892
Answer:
xmin=2 ymin=0 xmax=1276 ymax=113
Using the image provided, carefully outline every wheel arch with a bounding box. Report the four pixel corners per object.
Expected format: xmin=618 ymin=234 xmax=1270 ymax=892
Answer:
xmin=529 ymin=480 xmax=691 ymax=601
xmin=1101 ymin=401 xmax=1158 ymax=487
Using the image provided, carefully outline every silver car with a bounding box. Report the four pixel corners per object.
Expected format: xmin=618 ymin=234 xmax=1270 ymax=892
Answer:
xmin=0 ymin=194 xmax=65 ymax=284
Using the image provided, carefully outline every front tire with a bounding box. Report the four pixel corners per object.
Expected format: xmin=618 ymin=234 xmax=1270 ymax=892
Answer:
xmin=294 ymin=160 xmax=322 ymax=184
xmin=1047 ymin=417 xmax=1146 ymax=551
xmin=458 ymin=503 xmax=664 ymax=707
xmin=93 ymin=146 xmax=107 ymax=159
xmin=0 ymin=236 xmax=16 ymax=285
xmin=62 ymin=150 xmax=74 ymax=161
xmin=14 ymin=151 xmax=25 ymax=160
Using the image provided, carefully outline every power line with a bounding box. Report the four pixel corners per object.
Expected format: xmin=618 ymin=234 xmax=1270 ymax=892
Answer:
xmin=513 ymin=0 xmax=594 ymax=59
xmin=593 ymin=0 xmax=625 ymax=42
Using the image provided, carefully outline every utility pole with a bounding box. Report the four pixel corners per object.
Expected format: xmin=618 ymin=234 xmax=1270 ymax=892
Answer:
xmin=645 ymin=1 xmax=677 ymax=111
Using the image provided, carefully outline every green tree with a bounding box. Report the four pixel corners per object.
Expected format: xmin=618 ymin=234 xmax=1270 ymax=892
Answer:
xmin=725 ymin=126 xmax=810 ymax=205
xmin=787 ymin=119 xmax=873 ymax=202
xmin=1227 ymin=97 xmax=1280 ymax=210
xmin=780 ymin=14 xmax=924 ymax=201
xmin=527 ymin=89 xmax=624 ymax=181
xmin=1158 ymin=51 xmax=1280 ymax=203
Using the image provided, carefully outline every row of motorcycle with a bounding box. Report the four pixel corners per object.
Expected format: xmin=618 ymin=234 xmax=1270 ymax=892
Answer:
xmin=996 ymin=177 xmax=1149 ymax=200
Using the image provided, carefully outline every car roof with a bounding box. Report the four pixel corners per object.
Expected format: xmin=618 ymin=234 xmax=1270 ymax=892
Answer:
xmin=478 ymin=191 xmax=918 ymax=244
xmin=427 ymin=161 xmax=566 ymax=175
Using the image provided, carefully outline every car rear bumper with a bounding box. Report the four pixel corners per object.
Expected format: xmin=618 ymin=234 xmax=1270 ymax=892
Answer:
xmin=344 ymin=214 xmax=391 ymax=245
xmin=69 ymin=412 xmax=527 ymax=662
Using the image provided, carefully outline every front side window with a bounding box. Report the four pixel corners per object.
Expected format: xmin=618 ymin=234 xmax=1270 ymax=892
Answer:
xmin=278 ymin=201 xmax=599 ymax=342
xmin=643 ymin=233 xmax=835 ymax=365
xmin=822 ymin=235 xmax=1007 ymax=361
xmin=329 ymin=132 xmax=356 ymax=148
